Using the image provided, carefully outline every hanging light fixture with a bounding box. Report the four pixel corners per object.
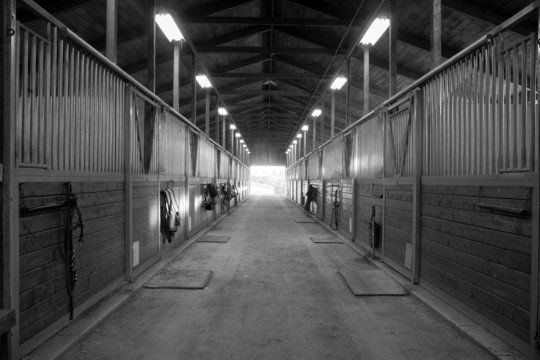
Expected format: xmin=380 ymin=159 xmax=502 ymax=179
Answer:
xmin=218 ymin=107 xmax=228 ymax=116
xmin=360 ymin=18 xmax=390 ymax=46
xmin=311 ymin=108 xmax=322 ymax=117
xmin=155 ymin=13 xmax=184 ymax=42
xmin=330 ymin=77 xmax=347 ymax=90
xmin=195 ymin=74 xmax=212 ymax=89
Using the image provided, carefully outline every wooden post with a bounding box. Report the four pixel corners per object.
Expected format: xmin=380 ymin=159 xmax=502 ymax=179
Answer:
xmin=124 ymin=88 xmax=133 ymax=282
xmin=431 ymin=0 xmax=442 ymax=68
xmin=146 ymin=0 xmax=156 ymax=92
xmin=215 ymin=97 xmax=219 ymax=143
xmin=221 ymin=113 xmax=226 ymax=149
xmin=346 ymin=58 xmax=351 ymax=126
xmin=312 ymin=115 xmax=317 ymax=151
xmin=331 ymin=92 xmax=335 ymax=138
xmin=530 ymin=0 xmax=540 ymax=352
xmin=320 ymin=103 xmax=325 ymax=143
xmin=363 ymin=45 xmax=370 ymax=115
xmin=106 ymin=0 xmax=117 ymax=63
xmin=172 ymin=41 xmax=181 ymax=111
xmin=191 ymin=56 xmax=197 ymax=126
xmin=3 ymin=0 xmax=18 ymax=356
xmin=205 ymin=91 xmax=210 ymax=135
xmin=389 ymin=0 xmax=397 ymax=96
xmin=411 ymin=90 xmax=423 ymax=284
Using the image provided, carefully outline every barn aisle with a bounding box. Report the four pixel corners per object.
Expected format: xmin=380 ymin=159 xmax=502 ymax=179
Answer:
xmin=56 ymin=195 xmax=491 ymax=360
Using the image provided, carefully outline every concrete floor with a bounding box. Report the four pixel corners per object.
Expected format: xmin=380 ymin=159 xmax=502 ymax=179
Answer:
xmin=59 ymin=195 xmax=493 ymax=360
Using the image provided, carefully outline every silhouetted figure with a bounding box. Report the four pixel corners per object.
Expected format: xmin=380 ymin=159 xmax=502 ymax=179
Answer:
xmin=304 ymin=185 xmax=317 ymax=213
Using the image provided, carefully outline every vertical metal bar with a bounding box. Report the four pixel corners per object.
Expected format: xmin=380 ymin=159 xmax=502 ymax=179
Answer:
xmin=312 ymin=114 xmax=317 ymax=151
xmin=221 ymin=113 xmax=226 ymax=149
xmin=38 ymin=36 xmax=45 ymax=165
xmin=146 ymin=0 xmax=155 ymax=92
xmin=124 ymin=86 xmax=133 ymax=281
xmin=58 ymin=39 xmax=66 ymax=171
xmin=30 ymin=34 xmax=37 ymax=164
xmin=191 ymin=55 xmax=197 ymax=126
xmin=106 ymin=0 xmax=117 ymax=63
xmin=173 ymin=41 xmax=181 ymax=111
xmin=68 ymin=45 xmax=75 ymax=171
xmin=51 ymin=26 xmax=58 ymax=170
xmin=412 ymin=89 xmax=423 ymax=284
xmin=205 ymin=90 xmax=210 ymax=135
xmin=331 ymin=92 xmax=335 ymax=138
xmin=346 ymin=58 xmax=351 ymax=126
xmin=530 ymin=2 xmax=540 ymax=352
xmin=363 ymin=45 xmax=370 ymax=115
xmin=511 ymin=45 xmax=519 ymax=170
xmin=431 ymin=0 xmax=442 ymax=68
xmin=389 ymin=0 xmax=397 ymax=97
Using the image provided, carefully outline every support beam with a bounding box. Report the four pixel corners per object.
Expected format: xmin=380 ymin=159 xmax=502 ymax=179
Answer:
xmin=3 ymin=0 xmax=17 ymax=357
xmin=331 ymin=92 xmax=335 ymax=138
xmin=363 ymin=45 xmax=370 ymax=115
xmin=205 ymin=91 xmax=210 ymax=135
xmin=191 ymin=56 xmax=197 ymax=125
xmin=346 ymin=58 xmax=351 ymax=126
xmin=431 ymin=0 xmax=442 ymax=69
xmin=210 ymin=73 xmax=326 ymax=79
xmin=182 ymin=17 xmax=349 ymax=26
xmin=389 ymin=0 xmax=397 ymax=97
xmin=173 ymin=41 xmax=182 ymax=111
xmin=197 ymin=46 xmax=335 ymax=55
xmin=183 ymin=0 xmax=255 ymax=16
xmin=146 ymin=0 xmax=156 ymax=91
xmin=106 ymin=0 xmax=117 ymax=63
xmin=220 ymin=90 xmax=311 ymax=96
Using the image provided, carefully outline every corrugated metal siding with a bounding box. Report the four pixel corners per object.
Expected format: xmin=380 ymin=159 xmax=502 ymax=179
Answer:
xmin=159 ymin=110 xmax=186 ymax=176
xmin=299 ymin=159 xmax=306 ymax=180
xmin=307 ymin=151 xmax=320 ymax=179
xmin=322 ymin=137 xmax=343 ymax=180
xmin=356 ymin=115 xmax=383 ymax=178
xmin=198 ymin=137 xmax=215 ymax=178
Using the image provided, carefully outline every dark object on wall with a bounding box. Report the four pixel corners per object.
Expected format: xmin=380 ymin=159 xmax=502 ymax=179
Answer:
xmin=202 ymin=183 xmax=219 ymax=211
xmin=304 ymin=185 xmax=317 ymax=212
xmin=369 ymin=205 xmax=381 ymax=259
xmin=330 ymin=187 xmax=340 ymax=230
xmin=160 ymin=188 xmax=181 ymax=243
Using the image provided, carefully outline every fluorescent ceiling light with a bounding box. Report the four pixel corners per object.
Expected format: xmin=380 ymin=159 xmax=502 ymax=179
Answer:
xmin=330 ymin=77 xmax=347 ymax=90
xmin=195 ymin=74 xmax=212 ymax=89
xmin=155 ymin=13 xmax=184 ymax=42
xmin=218 ymin=107 xmax=228 ymax=116
xmin=296 ymin=133 xmax=302 ymax=138
xmin=293 ymin=140 xmax=298 ymax=145
xmin=229 ymin=124 xmax=236 ymax=130
xmin=242 ymin=144 xmax=247 ymax=148
xmin=235 ymin=133 xmax=241 ymax=138
xmin=239 ymin=139 xmax=245 ymax=143
xmin=301 ymin=125 xmax=309 ymax=131
xmin=311 ymin=108 xmax=322 ymax=117
xmin=360 ymin=18 xmax=390 ymax=46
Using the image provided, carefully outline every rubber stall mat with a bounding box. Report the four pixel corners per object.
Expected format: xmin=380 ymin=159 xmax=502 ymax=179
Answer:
xmin=294 ymin=218 xmax=317 ymax=223
xmin=198 ymin=235 xmax=231 ymax=243
xmin=144 ymin=269 xmax=213 ymax=289
xmin=310 ymin=237 xmax=343 ymax=244
xmin=338 ymin=269 xmax=408 ymax=296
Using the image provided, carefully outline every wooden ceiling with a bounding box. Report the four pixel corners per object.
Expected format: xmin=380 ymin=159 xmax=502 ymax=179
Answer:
xmin=22 ymin=0 xmax=537 ymax=164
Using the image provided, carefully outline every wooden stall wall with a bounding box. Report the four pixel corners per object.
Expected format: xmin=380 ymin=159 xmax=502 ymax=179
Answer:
xmin=19 ymin=182 xmax=125 ymax=344
xmin=420 ymin=184 xmax=532 ymax=342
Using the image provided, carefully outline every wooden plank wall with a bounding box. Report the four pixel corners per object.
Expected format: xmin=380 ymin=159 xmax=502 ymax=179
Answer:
xmin=383 ymin=184 xmax=413 ymax=277
xmin=19 ymin=182 xmax=125 ymax=343
xmin=355 ymin=182 xmax=383 ymax=252
xmin=420 ymin=184 xmax=532 ymax=341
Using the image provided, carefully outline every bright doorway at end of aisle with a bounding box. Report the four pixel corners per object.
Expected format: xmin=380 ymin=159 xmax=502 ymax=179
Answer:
xmin=250 ymin=166 xmax=285 ymax=195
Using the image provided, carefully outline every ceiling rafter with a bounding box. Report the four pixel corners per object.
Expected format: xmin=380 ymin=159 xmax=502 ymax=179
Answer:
xmin=179 ymin=0 xmax=256 ymax=17
xmin=181 ymin=16 xmax=349 ymax=26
